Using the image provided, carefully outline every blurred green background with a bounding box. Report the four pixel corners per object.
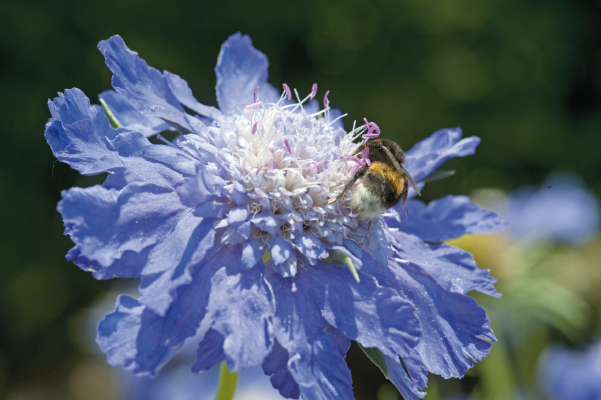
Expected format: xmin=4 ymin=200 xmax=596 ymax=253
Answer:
xmin=1 ymin=0 xmax=600 ymax=399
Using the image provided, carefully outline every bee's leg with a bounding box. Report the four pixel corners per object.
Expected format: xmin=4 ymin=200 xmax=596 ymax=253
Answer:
xmin=401 ymin=166 xmax=421 ymax=196
xmin=347 ymin=141 xmax=367 ymax=157
xmin=376 ymin=143 xmax=421 ymax=196
xmin=315 ymin=166 xmax=368 ymax=207
xmin=400 ymin=182 xmax=409 ymax=213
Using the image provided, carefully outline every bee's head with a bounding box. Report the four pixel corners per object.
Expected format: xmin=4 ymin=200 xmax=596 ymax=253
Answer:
xmin=367 ymin=138 xmax=406 ymax=165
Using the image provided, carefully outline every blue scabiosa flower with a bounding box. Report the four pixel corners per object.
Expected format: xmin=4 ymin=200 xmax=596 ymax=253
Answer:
xmin=46 ymin=33 xmax=508 ymax=399
xmin=503 ymin=172 xmax=600 ymax=245
xmin=539 ymin=342 xmax=601 ymax=400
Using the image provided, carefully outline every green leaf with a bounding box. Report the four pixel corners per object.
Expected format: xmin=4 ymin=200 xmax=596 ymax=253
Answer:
xmin=421 ymin=169 xmax=455 ymax=184
xmin=322 ymin=249 xmax=360 ymax=282
xmin=261 ymin=249 xmax=271 ymax=264
xmin=215 ymin=361 xmax=239 ymax=400
xmin=358 ymin=342 xmax=388 ymax=378
xmin=99 ymin=98 xmax=122 ymax=129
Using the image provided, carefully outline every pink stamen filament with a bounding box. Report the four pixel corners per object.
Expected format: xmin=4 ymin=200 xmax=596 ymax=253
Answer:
xmin=343 ymin=155 xmax=363 ymax=165
xmin=252 ymin=122 xmax=258 ymax=134
xmin=323 ymin=90 xmax=330 ymax=108
xmin=256 ymin=164 xmax=267 ymax=175
xmin=361 ymin=119 xmax=381 ymax=140
xmin=285 ymin=140 xmax=292 ymax=154
xmin=253 ymin=86 xmax=260 ymax=102
xmin=310 ymin=83 xmax=318 ymax=100
xmin=245 ymin=101 xmax=263 ymax=109
xmin=371 ymin=122 xmax=381 ymax=135
xmin=361 ymin=148 xmax=371 ymax=166
xmin=283 ymin=83 xmax=292 ymax=100
xmin=307 ymin=160 xmax=323 ymax=172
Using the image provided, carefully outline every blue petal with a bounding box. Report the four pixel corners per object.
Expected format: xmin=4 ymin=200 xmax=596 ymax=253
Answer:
xmin=389 ymin=230 xmax=500 ymax=298
xmin=58 ymin=183 xmax=188 ymax=275
xmin=206 ymin=263 xmax=275 ymax=371
xmin=404 ymin=127 xmax=480 ymax=182
xmin=192 ymin=329 xmax=225 ymax=372
xmin=99 ymin=90 xmax=173 ymax=137
xmin=66 ymin=245 xmax=151 ymax=280
xmin=98 ymin=36 xmax=193 ymax=132
xmin=389 ymin=195 xmax=509 ymax=242
xmin=324 ymin=323 xmax=351 ymax=357
xmin=262 ymin=340 xmax=301 ymax=399
xmin=298 ymin=259 xmax=421 ymax=364
xmin=292 ymin=234 xmax=328 ymax=261
xmin=271 ymin=249 xmax=298 ymax=278
xmin=97 ymin=246 xmax=238 ymax=377
xmin=48 ymin=88 xmax=117 ymax=136
xmin=271 ymin=235 xmax=292 ymax=265
xmin=267 ymin=271 xmax=355 ymax=400
xmin=96 ymin=295 xmax=143 ymax=368
xmin=215 ymin=32 xmax=280 ymax=114
xmin=385 ymin=256 xmax=497 ymax=379
xmin=176 ymin=165 xmax=227 ymax=208
xmin=138 ymin=213 xmax=217 ymax=316
xmin=328 ymin=109 xmax=345 ymax=130
xmin=163 ymin=71 xmax=222 ymax=119
xmin=46 ymin=89 xmax=130 ymax=175
xmin=384 ymin=356 xmax=426 ymax=400
xmin=242 ymin=237 xmax=266 ymax=269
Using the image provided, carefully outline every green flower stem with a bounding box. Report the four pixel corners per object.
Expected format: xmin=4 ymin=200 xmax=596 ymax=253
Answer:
xmin=215 ymin=361 xmax=239 ymax=400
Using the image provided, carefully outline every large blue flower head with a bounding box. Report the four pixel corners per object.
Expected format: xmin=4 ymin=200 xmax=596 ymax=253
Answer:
xmin=503 ymin=172 xmax=600 ymax=245
xmin=46 ymin=33 xmax=508 ymax=399
xmin=538 ymin=342 xmax=601 ymax=400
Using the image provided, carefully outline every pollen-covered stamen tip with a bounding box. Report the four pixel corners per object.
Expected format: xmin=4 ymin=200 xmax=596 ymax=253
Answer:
xmin=283 ymin=83 xmax=292 ymax=100
xmin=253 ymin=86 xmax=260 ymax=102
xmin=324 ymin=90 xmax=330 ymax=108
xmin=310 ymin=83 xmax=318 ymax=100
xmin=245 ymin=101 xmax=263 ymax=110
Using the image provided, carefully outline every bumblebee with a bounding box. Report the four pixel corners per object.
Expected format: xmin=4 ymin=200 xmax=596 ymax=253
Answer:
xmin=322 ymin=139 xmax=420 ymax=219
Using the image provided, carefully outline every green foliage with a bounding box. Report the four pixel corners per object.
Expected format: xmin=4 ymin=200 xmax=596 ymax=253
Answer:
xmin=358 ymin=343 xmax=388 ymax=379
xmin=322 ymin=249 xmax=360 ymax=282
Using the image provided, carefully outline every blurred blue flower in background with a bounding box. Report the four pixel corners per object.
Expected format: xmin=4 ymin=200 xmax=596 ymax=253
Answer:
xmin=503 ymin=172 xmax=600 ymax=245
xmin=46 ymin=32 xmax=508 ymax=399
xmin=539 ymin=342 xmax=601 ymax=400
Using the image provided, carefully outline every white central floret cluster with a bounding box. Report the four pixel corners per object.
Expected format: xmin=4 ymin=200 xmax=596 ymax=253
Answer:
xmin=182 ymin=90 xmax=385 ymax=275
